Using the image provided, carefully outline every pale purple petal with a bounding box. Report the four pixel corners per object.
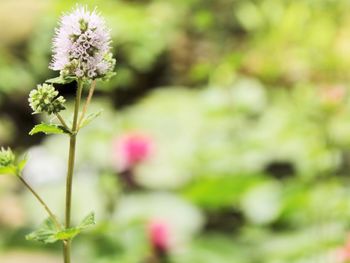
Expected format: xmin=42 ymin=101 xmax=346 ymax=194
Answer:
xmin=50 ymin=5 xmax=115 ymax=79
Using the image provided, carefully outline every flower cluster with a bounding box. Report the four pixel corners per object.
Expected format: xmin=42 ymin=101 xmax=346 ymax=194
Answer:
xmin=50 ymin=5 xmax=115 ymax=79
xmin=0 ymin=147 xmax=15 ymax=167
xmin=29 ymin=84 xmax=66 ymax=115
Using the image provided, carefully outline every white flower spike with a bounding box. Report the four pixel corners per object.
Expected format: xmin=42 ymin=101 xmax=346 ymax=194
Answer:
xmin=50 ymin=5 xmax=115 ymax=80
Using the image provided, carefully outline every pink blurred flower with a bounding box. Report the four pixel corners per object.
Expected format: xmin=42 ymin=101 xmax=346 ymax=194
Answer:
xmin=320 ymin=85 xmax=347 ymax=105
xmin=148 ymin=219 xmax=171 ymax=253
xmin=112 ymin=132 xmax=154 ymax=171
xmin=336 ymin=236 xmax=350 ymax=262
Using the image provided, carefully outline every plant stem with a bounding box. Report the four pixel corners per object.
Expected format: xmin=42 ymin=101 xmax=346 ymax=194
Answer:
xmin=77 ymin=79 xmax=96 ymax=129
xmin=18 ymin=175 xmax=61 ymax=229
xmin=63 ymin=79 xmax=83 ymax=263
xmin=56 ymin=113 xmax=70 ymax=132
xmin=63 ymin=241 xmax=70 ymax=263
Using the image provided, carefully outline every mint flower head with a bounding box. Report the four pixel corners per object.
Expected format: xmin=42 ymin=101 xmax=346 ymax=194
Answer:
xmin=29 ymin=84 xmax=66 ymax=114
xmin=0 ymin=147 xmax=15 ymax=167
xmin=50 ymin=5 xmax=116 ymax=80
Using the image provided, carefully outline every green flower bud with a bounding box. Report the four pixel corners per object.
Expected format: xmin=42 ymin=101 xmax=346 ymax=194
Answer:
xmin=79 ymin=19 xmax=88 ymax=32
xmin=0 ymin=147 xmax=15 ymax=167
xmin=28 ymin=84 xmax=66 ymax=115
xmin=61 ymin=59 xmax=79 ymax=78
xmin=104 ymin=52 xmax=116 ymax=71
xmin=99 ymin=52 xmax=116 ymax=81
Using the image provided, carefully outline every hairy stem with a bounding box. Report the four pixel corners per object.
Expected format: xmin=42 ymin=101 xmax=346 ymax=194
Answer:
xmin=63 ymin=79 xmax=83 ymax=263
xmin=18 ymin=175 xmax=61 ymax=229
xmin=77 ymin=79 xmax=96 ymax=129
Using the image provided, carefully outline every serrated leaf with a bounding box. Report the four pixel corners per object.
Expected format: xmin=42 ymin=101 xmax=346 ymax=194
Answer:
xmin=46 ymin=76 xmax=76 ymax=84
xmin=29 ymin=123 xmax=67 ymax=136
xmin=79 ymin=111 xmax=102 ymax=129
xmin=26 ymin=213 xmax=95 ymax=243
xmin=26 ymin=218 xmax=58 ymax=244
xmin=55 ymin=228 xmax=81 ymax=241
xmin=0 ymin=165 xmax=17 ymax=176
xmin=78 ymin=212 xmax=95 ymax=229
xmin=54 ymin=213 xmax=95 ymax=241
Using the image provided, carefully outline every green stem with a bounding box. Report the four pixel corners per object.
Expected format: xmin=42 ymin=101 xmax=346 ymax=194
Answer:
xmin=63 ymin=241 xmax=70 ymax=263
xmin=63 ymin=79 xmax=83 ymax=263
xmin=18 ymin=175 xmax=61 ymax=229
xmin=77 ymin=79 xmax=96 ymax=129
xmin=56 ymin=113 xmax=70 ymax=132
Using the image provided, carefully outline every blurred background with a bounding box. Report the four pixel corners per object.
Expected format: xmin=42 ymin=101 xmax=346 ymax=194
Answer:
xmin=2 ymin=0 xmax=350 ymax=262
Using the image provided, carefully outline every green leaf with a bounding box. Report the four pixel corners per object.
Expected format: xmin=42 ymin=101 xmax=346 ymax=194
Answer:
xmin=26 ymin=218 xmax=58 ymax=244
xmin=79 ymin=110 xmax=103 ymax=129
xmin=17 ymin=155 xmax=28 ymax=173
xmin=54 ymin=213 xmax=95 ymax=241
xmin=26 ymin=213 xmax=95 ymax=244
xmin=55 ymin=228 xmax=81 ymax=241
xmin=78 ymin=212 xmax=95 ymax=229
xmin=46 ymin=76 xmax=76 ymax=84
xmin=0 ymin=165 xmax=17 ymax=176
xmin=183 ymin=174 xmax=264 ymax=209
xmin=29 ymin=123 xmax=67 ymax=136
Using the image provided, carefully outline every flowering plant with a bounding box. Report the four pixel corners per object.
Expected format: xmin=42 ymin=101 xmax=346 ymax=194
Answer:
xmin=0 ymin=5 xmax=115 ymax=263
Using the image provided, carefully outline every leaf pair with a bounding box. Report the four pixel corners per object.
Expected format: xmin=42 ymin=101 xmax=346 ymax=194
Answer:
xmin=26 ymin=213 xmax=95 ymax=244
